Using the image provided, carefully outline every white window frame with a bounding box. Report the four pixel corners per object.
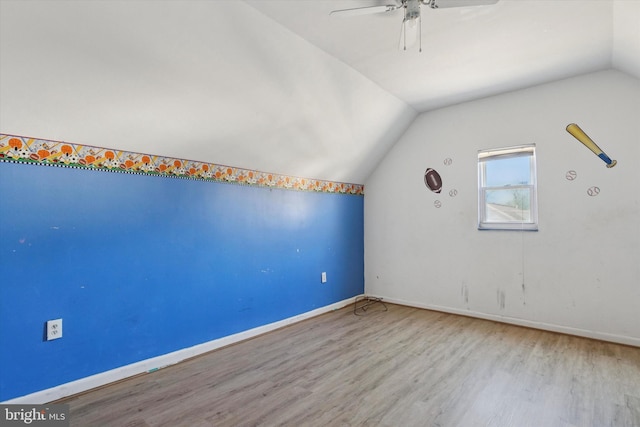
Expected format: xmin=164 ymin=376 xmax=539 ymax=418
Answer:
xmin=478 ymin=144 xmax=538 ymax=231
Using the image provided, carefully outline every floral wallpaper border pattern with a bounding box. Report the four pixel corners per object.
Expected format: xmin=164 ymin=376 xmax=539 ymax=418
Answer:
xmin=0 ymin=134 xmax=364 ymax=195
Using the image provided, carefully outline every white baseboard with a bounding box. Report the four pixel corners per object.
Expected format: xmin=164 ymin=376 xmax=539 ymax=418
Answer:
xmin=377 ymin=296 xmax=640 ymax=348
xmin=3 ymin=297 xmax=358 ymax=404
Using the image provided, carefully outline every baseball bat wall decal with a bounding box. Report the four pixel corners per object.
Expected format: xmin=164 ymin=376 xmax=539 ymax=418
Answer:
xmin=566 ymin=123 xmax=617 ymax=168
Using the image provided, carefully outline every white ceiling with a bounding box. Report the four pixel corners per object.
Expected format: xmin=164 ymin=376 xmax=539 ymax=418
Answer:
xmin=250 ymin=0 xmax=640 ymax=110
xmin=1 ymin=0 xmax=638 ymax=184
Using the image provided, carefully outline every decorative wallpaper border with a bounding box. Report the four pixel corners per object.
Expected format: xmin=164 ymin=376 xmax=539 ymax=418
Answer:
xmin=0 ymin=134 xmax=364 ymax=195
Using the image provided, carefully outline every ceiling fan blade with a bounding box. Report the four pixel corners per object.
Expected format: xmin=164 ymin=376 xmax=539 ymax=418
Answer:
xmin=330 ymin=4 xmax=400 ymax=17
xmin=424 ymin=0 xmax=499 ymax=9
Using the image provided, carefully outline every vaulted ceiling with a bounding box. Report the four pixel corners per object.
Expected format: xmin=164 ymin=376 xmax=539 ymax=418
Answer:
xmin=1 ymin=0 xmax=638 ymax=184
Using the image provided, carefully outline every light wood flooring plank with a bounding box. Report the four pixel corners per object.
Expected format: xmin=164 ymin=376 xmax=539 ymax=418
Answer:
xmin=59 ymin=304 xmax=640 ymax=426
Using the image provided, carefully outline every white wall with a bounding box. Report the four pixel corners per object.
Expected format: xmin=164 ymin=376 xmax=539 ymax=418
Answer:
xmin=613 ymin=0 xmax=640 ymax=80
xmin=365 ymin=70 xmax=640 ymax=346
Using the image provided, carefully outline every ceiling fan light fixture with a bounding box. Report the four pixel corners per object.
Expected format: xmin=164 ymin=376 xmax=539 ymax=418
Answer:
xmin=400 ymin=18 xmax=419 ymax=50
xmin=406 ymin=0 xmax=421 ymax=20
xmin=400 ymin=0 xmax=422 ymax=51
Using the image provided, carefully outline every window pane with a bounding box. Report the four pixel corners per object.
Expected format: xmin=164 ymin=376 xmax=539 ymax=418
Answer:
xmin=484 ymin=188 xmax=531 ymax=222
xmin=478 ymin=144 xmax=537 ymax=230
xmin=485 ymin=156 xmax=530 ymax=187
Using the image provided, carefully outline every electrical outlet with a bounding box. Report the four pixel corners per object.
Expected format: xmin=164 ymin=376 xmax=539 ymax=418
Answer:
xmin=47 ymin=319 xmax=63 ymax=340
xmin=321 ymin=272 xmax=327 ymax=283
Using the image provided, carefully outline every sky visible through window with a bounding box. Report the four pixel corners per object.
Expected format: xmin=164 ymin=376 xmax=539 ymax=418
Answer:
xmin=485 ymin=155 xmax=530 ymax=187
xmin=484 ymin=155 xmax=531 ymax=209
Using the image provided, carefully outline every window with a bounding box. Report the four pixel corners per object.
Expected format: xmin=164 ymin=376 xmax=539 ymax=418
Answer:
xmin=478 ymin=144 xmax=538 ymax=231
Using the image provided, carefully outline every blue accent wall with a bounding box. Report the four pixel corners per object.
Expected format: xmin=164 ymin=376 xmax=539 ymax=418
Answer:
xmin=0 ymin=162 xmax=364 ymax=401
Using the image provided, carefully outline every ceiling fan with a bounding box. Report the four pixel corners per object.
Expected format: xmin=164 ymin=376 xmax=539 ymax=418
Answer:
xmin=330 ymin=0 xmax=500 ymax=51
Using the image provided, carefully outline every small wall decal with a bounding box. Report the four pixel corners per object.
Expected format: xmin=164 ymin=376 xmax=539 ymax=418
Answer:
xmin=443 ymin=158 xmax=452 ymax=166
xmin=434 ymin=200 xmax=442 ymax=208
xmin=587 ymin=186 xmax=600 ymax=196
xmin=449 ymin=189 xmax=458 ymax=197
xmin=424 ymin=168 xmax=442 ymax=193
xmin=565 ymin=170 xmax=577 ymax=181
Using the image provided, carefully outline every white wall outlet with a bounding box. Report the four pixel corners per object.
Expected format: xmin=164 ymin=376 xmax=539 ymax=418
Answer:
xmin=321 ymin=272 xmax=327 ymax=283
xmin=47 ymin=319 xmax=63 ymax=340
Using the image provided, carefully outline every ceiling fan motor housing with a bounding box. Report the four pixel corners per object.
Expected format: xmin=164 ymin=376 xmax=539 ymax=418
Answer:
xmin=406 ymin=0 xmax=421 ymax=19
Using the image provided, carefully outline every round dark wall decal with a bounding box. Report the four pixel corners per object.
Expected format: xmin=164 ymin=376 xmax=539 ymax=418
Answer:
xmin=424 ymin=168 xmax=442 ymax=193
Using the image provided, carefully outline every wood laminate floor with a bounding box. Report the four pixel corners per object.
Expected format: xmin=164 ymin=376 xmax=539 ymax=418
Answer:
xmin=60 ymin=303 xmax=640 ymax=427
